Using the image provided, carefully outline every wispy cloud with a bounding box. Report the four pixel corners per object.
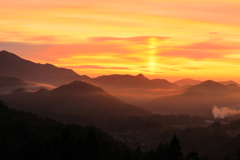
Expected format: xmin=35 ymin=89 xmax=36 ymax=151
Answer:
xmin=181 ymin=42 xmax=239 ymax=50
xmin=64 ymin=65 xmax=129 ymax=70
xmin=182 ymin=67 xmax=201 ymax=70
xmin=159 ymin=49 xmax=221 ymax=59
xmin=89 ymin=36 xmax=170 ymax=44
xmin=162 ymin=67 xmax=179 ymax=71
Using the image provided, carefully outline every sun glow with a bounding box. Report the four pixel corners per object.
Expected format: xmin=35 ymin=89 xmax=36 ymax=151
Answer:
xmin=1 ymin=0 xmax=240 ymax=82
xmin=147 ymin=37 xmax=159 ymax=72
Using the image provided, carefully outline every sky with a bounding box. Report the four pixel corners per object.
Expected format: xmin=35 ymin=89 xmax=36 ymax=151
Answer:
xmin=1 ymin=0 xmax=240 ymax=82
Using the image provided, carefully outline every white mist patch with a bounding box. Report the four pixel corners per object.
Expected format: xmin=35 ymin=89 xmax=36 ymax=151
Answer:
xmin=212 ymin=105 xmax=240 ymax=118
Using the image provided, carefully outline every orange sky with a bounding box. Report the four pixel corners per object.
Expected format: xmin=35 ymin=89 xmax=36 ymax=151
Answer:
xmin=1 ymin=0 xmax=240 ymax=82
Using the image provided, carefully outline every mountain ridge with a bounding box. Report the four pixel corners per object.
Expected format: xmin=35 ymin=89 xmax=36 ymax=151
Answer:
xmin=51 ymin=80 xmax=104 ymax=94
xmin=0 ymin=75 xmax=55 ymax=94
xmin=174 ymin=78 xmax=202 ymax=87
xmin=92 ymin=74 xmax=177 ymax=89
xmin=143 ymin=80 xmax=240 ymax=117
xmin=0 ymin=80 xmax=152 ymax=125
xmin=0 ymin=50 xmax=90 ymax=86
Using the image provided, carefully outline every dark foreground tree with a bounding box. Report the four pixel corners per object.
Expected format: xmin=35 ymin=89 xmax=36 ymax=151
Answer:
xmin=186 ymin=151 xmax=200 ymax=160
xmin=168 ymin=134 xmax=183 ymax=160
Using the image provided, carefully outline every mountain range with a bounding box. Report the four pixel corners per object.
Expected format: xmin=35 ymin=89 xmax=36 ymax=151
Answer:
xmin=0 ymin=50 xmax=180 ymax=106
xmin=0 ymin=80 xmax=152 ymax=125
xmin=0 ymin=50 xmax=178 ymax=89
xmin=0 ymin=50 xmax=89 ymax=86
xmin=0 ymin=75 xmax=55 ymax=94
xmin=2 ymin=50 xmax=240 ymax=118
xmin=174 ymin=78 xmax=202 ymax=87
xmin=91 ymin=74 xmax=178 ymax=89
xmin=144 ymin=80 xmax=240 ymax=117
xmin=174 ymin=78 xmax=239 ymax=87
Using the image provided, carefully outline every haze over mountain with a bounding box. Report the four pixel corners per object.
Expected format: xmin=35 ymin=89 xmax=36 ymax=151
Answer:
xmin=219 ymin=80 xmax=240 ymax=86
xmin=2 ymin=50 xmax=240 ymax=108
xmin=91 ymin=74 xmax=177 ymax=89
xmin=0 ymin=50 xmax=177 ymax=90
xmin=144 ymin=80 xmax=240 ymax=117
xmin=0 ymin=50 xmax=181 ymax=106
xmin=0 ymin=80 xmax=152 ymax=125
xmin=84 ymin=74 xmax=179 ymax=106
xmin=174 ymin=78 xmax=240 ymax=87
xmin=0 ymin=50 xmax=89 ymax=86
xmin=0 ymin=75 xmax=55 ymax=94
xmin=174 ymin=78 xmax=202 ymax=87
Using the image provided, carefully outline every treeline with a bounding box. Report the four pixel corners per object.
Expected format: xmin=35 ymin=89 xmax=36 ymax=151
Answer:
xmin=0 ymin=101 xmax=239 ymax=160
xmin=0 ymin=101 xmax=127 ymax=160
xmin=156 ymin=121 xmax=240 ymax=160
xmin=102 ymin=114 xmax=206 ymax=132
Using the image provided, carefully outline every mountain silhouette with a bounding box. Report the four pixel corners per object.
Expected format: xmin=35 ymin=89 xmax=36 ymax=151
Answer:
xmin=174 ymin=78 xmax=202 ymax=87
xmin=144 ymin=80 xmax=240 ymax=117
xmin=83 ymin=74 xmax=178 ymax=106
xmin=51 ymin=81 xmax=104 ymax=94
xmin=225 ymin=84 xmax=240 ymax=90
xmin=183 ymin=80 xmax=226 ymax=95
xmin=174 ymin=78 xmax=240 ymax=87
xmin=0 ymin=51 xmax=178 ymax=106
xmin=218 ymin=80 xmax=240 ymax=86
xmin=92 ymin=74 xmax=177 ymax=89
xmin=0 ymin=50 xmax=89 ymax=86
xmin=0 ymin=75 xmax=26 ymax=87
xmin=0 ymin=75 xmax=55 ymax=94
xmin=192 ymin=80 xmax=225 ymax=88
xmin=0 ymin=80 xmax=152 ymax=125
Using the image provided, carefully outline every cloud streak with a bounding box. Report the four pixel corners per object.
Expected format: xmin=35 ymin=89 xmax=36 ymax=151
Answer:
xmin=1 ymin=34 xmax=240 ymax=82
xmin=159 ymin=49 xmax=222 ymax=59
xmin=89 ymin=36 xmax=170 ymax=44
xmin=64 ymin=65 xmax=129 ymax=70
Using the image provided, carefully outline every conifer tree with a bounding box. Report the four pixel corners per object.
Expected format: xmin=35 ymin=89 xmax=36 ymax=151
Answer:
xmin=168 ymin=134 xmax=183 ymax=160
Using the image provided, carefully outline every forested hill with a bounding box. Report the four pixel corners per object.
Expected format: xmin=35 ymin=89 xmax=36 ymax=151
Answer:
xmin=0 ymin=101 xmax=239 ymax=160
xmin=0 ymin=101 xmax=129 ymax=160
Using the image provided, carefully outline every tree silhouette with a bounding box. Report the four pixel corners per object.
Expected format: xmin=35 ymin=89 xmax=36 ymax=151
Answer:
xmin=0 ymin=124 xmax=11 ymax=159
xmin=133 ymin=146 xmax=143 ymax=160
xmin=83 ymin=130 xmax=102 ymax=160
xmin=237 ymin=148 xmax=240 ymax=160
xmin=156 ymin=143 xmax=169 ymax=160
xmin=168 ymin=134 xmax=183 ymax=160
xmin=186 ymin=151 xmax=200 ymax=160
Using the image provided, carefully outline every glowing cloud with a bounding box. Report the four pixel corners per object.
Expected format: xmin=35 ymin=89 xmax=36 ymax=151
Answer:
xmin=1 ymin=0 xmax=240 ymax=82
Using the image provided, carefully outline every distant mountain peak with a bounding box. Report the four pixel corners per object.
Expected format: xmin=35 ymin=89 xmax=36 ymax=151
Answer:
xmin=0 ymin=50 xmax=15 ymax=55
xmin=136 ymin=73 xmax=144 ymax=77
xmin=198 ymin=80 xmax=221 ymax=86
xmin=226 ymin=84 xmax=240 ymax=90
xmin=0 ymin=50 xmax=9 ymax=53
xmin=136 ymin=73 xmax=148 ymax=79
xmin=93 ymin=74 xmax=177 ymax=89
xmin=182 ymin=78 xmax=194 ymax=80
xmin=44 ymin=63 xmax=55 ymax=67
xmin=219 ymin=80 xmax=240 ymax=86
xmin=51 ymin=80 xmax=104 ymax=94
xmin=0 ymin=51 xmax=89 ymax=86
xmin=189 ymin=80 xmax=225 ymax=91
xmin=0 ymin=50 xmax=21 ymax=59
xmin=174 ymin=78 xmax=202 ymax=87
